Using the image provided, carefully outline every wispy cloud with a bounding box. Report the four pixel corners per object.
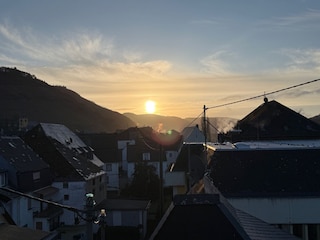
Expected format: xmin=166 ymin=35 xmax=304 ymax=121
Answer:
xmin=281 ymin=48 xmax=320 ymax=70
xmin=274 ymin=9 xmax=320 ymax=26
xmin=0 ymin=23 xmax=172 ymax=79
xmin=200 ymin=50 xmax=235 ymax=75
xmin=257 ymin=9 xmax=320 ymax=29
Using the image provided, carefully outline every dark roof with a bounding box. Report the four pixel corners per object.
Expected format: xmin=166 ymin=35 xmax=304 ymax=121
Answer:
xmin=118 ymin=127 xmax=182 ymax=149
xmin=224 ymin=100 xmax=320 ymax=141
xmin=0 ymin=136 xmax=49 ymax=172
xmin=150 ymin=176 xmax=300 ymax=240
xmin=208 ymin=142 xmax=320 ymax=197
xmin=0 ymin=223 xmax=52 ymax=240
xmin=95 ymin=199 xmax=150 ymax=211
xmin=24 ymin=123 xmax=105 ymax=181
xmin=78 ymin=133 xmax=120 ymax=163
xmin=55 ymin=139 xmax=104 ymax=179
xmin=171 ymin=143 xmax=207 ymax=185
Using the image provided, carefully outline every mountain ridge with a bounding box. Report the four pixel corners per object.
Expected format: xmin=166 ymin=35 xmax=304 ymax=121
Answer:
xmin=0 ymin=67 xmax=136 ymax=133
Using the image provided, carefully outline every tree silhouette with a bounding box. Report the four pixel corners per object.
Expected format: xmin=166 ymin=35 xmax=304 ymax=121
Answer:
xmin=123 ymin=162 xmax=160 ymax=201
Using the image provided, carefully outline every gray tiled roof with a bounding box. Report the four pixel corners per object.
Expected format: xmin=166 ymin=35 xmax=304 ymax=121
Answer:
xmin=0 ymin=136 xmax=49 ymax=172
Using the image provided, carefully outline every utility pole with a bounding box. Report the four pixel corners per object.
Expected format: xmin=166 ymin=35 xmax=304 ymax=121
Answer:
xmin=159 ymin=144 xmax=164 ymax=217
xmin=203 ymin=105 xmax=208 ymax=165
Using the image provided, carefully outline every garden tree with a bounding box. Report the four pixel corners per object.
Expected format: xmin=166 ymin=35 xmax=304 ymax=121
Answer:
xmin=122 ymin=162 xmax=160 ymax=201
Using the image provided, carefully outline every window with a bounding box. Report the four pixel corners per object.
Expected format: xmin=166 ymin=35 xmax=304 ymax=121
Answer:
xmin=0 ymin=172 xmax=7 ymax=187
xmin=92 ymin=178 xmax=95 ymax=186
xmin=63 ymin=182 xmax=68 ymax=188
xmin=106 ymin=175 xmax=109 ymax=184
xmin=142 ymin=152 xmax=150 ymax=161
xmin=28 ymin=198 xmax=32 ymax=210
xmin=64 ymin=195 xmax=69 ymax=201
xmin=106 ymin=164 xmax=112 ymax=171
xmin=36 ymin=221 xmax=43 ymax=230
xmin=33 ymin=172 xmax=40 ymax=181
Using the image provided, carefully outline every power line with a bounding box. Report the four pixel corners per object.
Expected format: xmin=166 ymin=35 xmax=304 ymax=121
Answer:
xmin=0 ymin=187 xmax=83 ymax=213
xmin=206 ymin=78 xmax=320 ymax=110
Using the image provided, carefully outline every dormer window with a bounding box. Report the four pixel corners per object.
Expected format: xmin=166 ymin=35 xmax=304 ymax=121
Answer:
xmin=33 ymin=171 xmax=40 ymax=181
xmin=142 ymin=152 xmax=151 ymax=161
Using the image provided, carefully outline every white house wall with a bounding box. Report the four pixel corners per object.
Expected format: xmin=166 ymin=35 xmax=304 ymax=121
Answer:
xmin=118 ymin=140 xmax=135 ymax=172
xmin=228 ymin=197 xmax=320 ymax=224
xmin=52 ymin=181 xmax=87 ymax=225
xmin=8 ymin=197 xmax=33 ymax=228
xmin=166 ymin=151 xmax=178 ymax=165
xmin=106 ymin=162 xmax=119 ymax=191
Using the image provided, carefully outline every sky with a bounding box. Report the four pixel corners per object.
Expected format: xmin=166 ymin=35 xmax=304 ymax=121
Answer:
xmin=1 ymin=0 xmax=320 ymax=119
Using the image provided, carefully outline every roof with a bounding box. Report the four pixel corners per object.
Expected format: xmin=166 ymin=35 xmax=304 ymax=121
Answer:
xmin=0 ymin=223 xmax=52 ymax=240
xmin=181 ymin=125 xmax=205 ymax=143
xmin=171 ymin=143 xmax=206 ymax=186
xmin=95 ymin=199 xmax=151 ymax=211
xmin=51 ymin=138 xmax=105 ymax=180
xmin=0 ymin=136 xmax=49 ymax=172
xmin=78 ymin=133 xmax=120 ymax=163
xmin=40 ymin=123 xmax=87 ymax=149
xmin=25 ymin=123 xmax=105 ymax=181
xmin=33 ymin=186 xmax=59 ymax=197
xmin=207 ymin=139 xmax=320 ymax=151
xmin=150 ymin=176 xmax=300 ymax=240
xmin=207 ymin=140 xmax=320 ymax=197
xmin=224 ymin=100 xmax=320 ymax=142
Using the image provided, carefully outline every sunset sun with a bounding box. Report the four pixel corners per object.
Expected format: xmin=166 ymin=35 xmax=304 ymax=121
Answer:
xmin=145 ymin=100 xmax=156 ymax=114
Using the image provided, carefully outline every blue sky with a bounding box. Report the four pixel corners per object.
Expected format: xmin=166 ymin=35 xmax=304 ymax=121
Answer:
xmin=1 ymin=0 xmax=320 ymax=119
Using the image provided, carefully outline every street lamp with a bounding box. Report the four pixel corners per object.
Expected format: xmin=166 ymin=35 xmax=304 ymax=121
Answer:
xmin=94 ymin=209 xmax=107 ymax=240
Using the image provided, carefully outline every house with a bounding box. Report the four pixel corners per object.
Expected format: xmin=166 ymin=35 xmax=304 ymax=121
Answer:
xmin=181 ymin=125 xmax=205 ymax=143
xmin=206 ymin=100 xmax=320 ymax=239
xmin=94 ymin=198 xmax=150 ymax=239
xmin=23 ymin=123 xmax=106 ymax=238
xmin=165 ymin=143 xmax=207 ymax=196
xmin=117 ymin=127 xmax=182 ymax=184
xmin=150 ymin=174 xmax=300 ymax=240
xmin=0 ymin=136 xmax=61 ymax=234
xmin=0 ymin=136 xmax=52 ymax=192
xmin=221 ymin=99 xmax=320 ymax=142
xmin=78 ymin=133 xmax=121 ymax=196
xmin=207 ymin=139 xmax=320 ymax=240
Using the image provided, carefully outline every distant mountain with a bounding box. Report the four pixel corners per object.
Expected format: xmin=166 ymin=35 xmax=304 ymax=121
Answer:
xmin=123 ymin=112 xmax=190 ymax=132
xmin=124 ymin=112 xmax=238 ymax=141
xmin=0 ymin=67 xmax=136 ymax=133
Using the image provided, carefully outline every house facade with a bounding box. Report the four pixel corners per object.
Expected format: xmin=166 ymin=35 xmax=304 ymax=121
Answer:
xmin=0 ymin=136 xmax=61 ymax=238
xmin=24 ymin=123 xmax=106 ymax=239
xmin=78 ymin=133 xmax=121 ymax=196
xmin=117 ymin=127 xmax=182 ymax=186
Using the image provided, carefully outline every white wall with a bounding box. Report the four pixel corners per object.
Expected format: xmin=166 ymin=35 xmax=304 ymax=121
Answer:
xmin=52 ymin=181 xmax=86 ymax=225
xmin=9 ymin=197 xmax=33 ymax=228
xmin=118 ymin=140 xmax=135 ymax=171
xmin=106 ymin=162 xmax=119 ymax=191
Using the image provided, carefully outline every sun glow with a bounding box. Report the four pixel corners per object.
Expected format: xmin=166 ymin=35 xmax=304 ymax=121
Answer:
xmin=145 ymin=100 xmax=156 ymax=114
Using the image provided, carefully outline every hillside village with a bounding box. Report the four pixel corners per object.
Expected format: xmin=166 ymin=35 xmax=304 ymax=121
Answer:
xmin=1 ymin=68 xmax=320 ymax=239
